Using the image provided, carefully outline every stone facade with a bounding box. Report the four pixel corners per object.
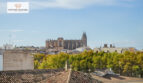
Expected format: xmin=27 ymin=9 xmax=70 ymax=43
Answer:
xmin=46 ymin=32 xmax=87 ymax=50
xmin=3 ymin=50 xmax=34 ymax=71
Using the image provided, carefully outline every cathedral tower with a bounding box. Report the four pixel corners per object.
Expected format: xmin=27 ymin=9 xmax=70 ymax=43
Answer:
xmin=82 ymin=32 xmax=87 ymax=47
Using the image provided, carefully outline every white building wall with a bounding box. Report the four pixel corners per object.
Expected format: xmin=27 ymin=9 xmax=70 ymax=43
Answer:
xmin=94 ymin=48 xmax=128 ymax=53
xmin=3 ymin=50 xmax=34 ymax=71
xmin=0 ymin=55 xmax=3 ymax=71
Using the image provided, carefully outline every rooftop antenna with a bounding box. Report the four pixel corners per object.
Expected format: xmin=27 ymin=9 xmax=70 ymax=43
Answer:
xmin=8 ymin=34 xmax=11 ymax=44
xmin=112 ymin=43 xmax=115 ymax=48
xmin=8 ymin=33 xmax=13 ymax=45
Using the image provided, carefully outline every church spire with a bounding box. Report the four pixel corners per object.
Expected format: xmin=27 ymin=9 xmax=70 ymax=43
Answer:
xmin=82 ymin=32 xmax=87 ymax=47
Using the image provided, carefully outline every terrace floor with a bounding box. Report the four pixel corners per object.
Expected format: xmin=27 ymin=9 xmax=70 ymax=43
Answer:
xmin=91 ymin=73 xmax=143 ymax=83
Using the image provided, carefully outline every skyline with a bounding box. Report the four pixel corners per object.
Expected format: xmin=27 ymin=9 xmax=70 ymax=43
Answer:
xmin=0 ymin=0 xmax=143 ymax=49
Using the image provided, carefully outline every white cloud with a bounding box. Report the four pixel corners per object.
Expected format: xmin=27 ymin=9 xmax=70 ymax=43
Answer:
xmin=0 ymin=2 xmax=6 ymax=14
xmin=0 ymin=29 xmax=24 ymax=33
xmin=30 ymin=0 xmax=134 ymax=10
xmin=115 ymin=40 xmax=136 ymax=45
xmin=31 ymin=0 xmax=115 ymax=10
xmin=11 ymin=29 xmax=24 ymax=33
xmin=13 ymin=40 xmax=26 ymax=43
xmin=0 ymin=0 xmax=135 ymax=14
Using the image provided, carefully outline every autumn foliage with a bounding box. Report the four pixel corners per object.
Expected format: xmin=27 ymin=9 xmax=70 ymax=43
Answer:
xmin=34 ymin=50 xmax=143 ymax=77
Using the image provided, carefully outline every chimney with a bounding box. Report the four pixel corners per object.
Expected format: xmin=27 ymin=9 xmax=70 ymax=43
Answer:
xmin=110 ymin=44 xmax=113 ymax=48
xmin=104 ymin=44 xmax=108 ymax=48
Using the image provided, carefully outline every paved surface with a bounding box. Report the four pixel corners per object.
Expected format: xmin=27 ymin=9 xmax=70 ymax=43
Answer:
xmin=91 ymin=73 xmax=143 ymax=83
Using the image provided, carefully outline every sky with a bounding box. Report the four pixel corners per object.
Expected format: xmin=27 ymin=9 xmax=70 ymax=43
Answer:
xmin=0 ymin=0 xmax=143 ymax=49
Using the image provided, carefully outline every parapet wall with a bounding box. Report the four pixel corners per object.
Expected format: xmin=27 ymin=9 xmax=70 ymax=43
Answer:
xmin=0 ymin=69 xmax=63 ymax=83
xmin=3 ymin=50 xmax=34 ymax=71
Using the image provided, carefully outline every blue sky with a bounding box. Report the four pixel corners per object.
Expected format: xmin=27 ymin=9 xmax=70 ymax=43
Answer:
xmin=0 ymin=0 xmax=143 ymax=49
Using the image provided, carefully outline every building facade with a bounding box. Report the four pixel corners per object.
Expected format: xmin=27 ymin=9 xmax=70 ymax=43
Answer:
xmin=3 ymin=50 xmax=34 ymax=71
xmin=94 ymin=44 xmax=136 ymax=53
xmin=46 ymin=32 xmax=87 ymax=50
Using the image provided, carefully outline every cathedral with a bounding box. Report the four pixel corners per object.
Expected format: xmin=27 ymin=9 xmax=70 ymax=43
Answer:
xmin=46 ymin=32 xmax=87 ymax=50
